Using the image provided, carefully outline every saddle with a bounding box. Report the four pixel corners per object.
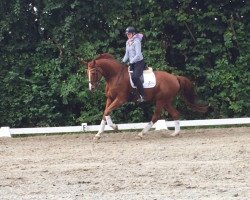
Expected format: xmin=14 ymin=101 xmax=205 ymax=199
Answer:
xmin=128 ymin=66 xmax=156 ymax=88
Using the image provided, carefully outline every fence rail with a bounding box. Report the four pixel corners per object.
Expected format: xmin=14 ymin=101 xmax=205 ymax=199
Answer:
xmin=0 ymin=118 xmax=249 ymax=137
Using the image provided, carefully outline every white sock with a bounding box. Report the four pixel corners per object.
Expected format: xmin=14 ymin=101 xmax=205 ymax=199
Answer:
xmin=97 ymin=119 xmax=106 ymax=134
xmin=174 ymin=120 xmax=180 ymax=133
xmin=105 ymin=116 xmax=117 ymax=129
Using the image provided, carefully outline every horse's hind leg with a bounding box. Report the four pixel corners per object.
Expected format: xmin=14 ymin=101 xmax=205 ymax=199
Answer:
xmin=138 ymin=100 xmax=165 ymax=138
xmin=165 ymin=103 xmax=181 ymax=136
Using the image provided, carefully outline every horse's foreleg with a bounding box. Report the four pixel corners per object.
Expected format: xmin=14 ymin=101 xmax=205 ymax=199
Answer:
xmin=138 ymin=100 xmax=165 ymax=138
xmin=103 ymin=98 xmax=125 ymax=131
xmin=95 ymin=119 xmax=106 ymax=139
xmin=94 ymin=98 xmax=112 ymax=139
xmin=94 ymin=97 xmax=125 ymax=139
xmin=105 ymin=115 xmax=118 ymax=130
xmin=94 ymin=117 xmax=118 ymax=139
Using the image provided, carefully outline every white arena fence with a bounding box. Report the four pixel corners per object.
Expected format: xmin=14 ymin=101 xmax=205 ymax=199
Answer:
xmin=0 ymin=118 xmax=249 ymax=137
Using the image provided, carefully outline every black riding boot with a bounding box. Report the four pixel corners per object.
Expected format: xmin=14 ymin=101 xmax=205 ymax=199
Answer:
xmin=131 ymin=60 xmax=146 ymax=102
xmin=133 ymin=78 xmax=145 ymax=102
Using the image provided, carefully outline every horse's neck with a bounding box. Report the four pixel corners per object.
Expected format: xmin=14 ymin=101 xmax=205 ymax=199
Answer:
xmin=97 ymin=60 xmax=123 ymax=80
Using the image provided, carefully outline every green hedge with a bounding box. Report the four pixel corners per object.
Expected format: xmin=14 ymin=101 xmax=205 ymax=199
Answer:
xmin=0 ymin=0 xmax=249 ymax=127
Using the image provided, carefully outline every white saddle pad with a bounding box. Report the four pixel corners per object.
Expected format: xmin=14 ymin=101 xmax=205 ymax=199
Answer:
xmin=128 ymin=67 xmax=156 ymax=88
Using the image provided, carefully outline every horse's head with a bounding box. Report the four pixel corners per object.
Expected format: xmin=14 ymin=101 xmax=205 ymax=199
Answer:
xmin=87 ymin=60 xmax=103 ymax=91
xmin=85 ymin=53 xmax=121 ymax=91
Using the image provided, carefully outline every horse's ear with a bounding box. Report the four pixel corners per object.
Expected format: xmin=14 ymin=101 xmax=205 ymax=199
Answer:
xmin=77 ymin=57 xmax=88 ymax=65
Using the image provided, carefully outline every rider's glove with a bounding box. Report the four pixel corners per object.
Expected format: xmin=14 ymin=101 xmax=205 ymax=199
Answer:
xmin=129 ymin=62 xmax=135 ymax=67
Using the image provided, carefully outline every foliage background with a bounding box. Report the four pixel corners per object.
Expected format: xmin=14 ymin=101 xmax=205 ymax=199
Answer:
xmin=0 ymin=0 xmax=249 ymax=127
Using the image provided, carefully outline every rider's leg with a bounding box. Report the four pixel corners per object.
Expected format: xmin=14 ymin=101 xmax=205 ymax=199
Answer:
xmin=132 ymin=60 xmax=145 ymax=101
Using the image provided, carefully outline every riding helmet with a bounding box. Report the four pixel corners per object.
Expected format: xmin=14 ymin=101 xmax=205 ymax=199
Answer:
xmin=125 ymin=26 xmax=136 ymax=34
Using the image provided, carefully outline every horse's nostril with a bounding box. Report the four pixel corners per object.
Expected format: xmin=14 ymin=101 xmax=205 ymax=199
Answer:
xmin=90 ymin=85 xmax=96 ymax=91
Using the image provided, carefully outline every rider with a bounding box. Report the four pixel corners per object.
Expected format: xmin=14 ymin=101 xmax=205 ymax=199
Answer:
xmin=122 ymin=26 xmax=145 ymax=102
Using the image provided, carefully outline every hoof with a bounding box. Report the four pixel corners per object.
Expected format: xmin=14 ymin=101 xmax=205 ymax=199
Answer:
xmin=113 ymin=124 xmax=118 ymax=132
xmin=138 ymin=132 xmax=144 ymax=139
xmin=170 ymin=132 xmax=180 ymax=137
xmin=93 ymin=134 xmax=101 ymax=141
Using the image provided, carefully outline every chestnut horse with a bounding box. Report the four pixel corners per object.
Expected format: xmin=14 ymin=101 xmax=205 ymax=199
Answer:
xmin=86 ymin=53 xmax=208 ymax=139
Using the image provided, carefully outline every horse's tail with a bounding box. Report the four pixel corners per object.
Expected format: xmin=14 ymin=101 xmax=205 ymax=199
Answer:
xmin=177 ymin=76 xmax=208 ymax=113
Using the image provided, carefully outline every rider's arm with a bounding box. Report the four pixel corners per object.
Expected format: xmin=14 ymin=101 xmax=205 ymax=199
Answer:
xmin=130 ymin=40 xmax=142 ymax=64
xmin=122 ymin=42 xmax=129 ymax=63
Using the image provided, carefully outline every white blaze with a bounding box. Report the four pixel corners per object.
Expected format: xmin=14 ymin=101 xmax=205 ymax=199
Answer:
xmin=88 ymin=70 xmax=92 ymax=90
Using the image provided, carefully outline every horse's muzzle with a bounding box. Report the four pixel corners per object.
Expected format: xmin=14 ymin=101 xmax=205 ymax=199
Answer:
xmin=89 ymin=82 xmax=98 ymax=91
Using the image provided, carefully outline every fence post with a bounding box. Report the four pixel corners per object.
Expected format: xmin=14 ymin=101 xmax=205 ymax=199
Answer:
xmin=0 ymin=127 xmax=11 ymax=137
xmin=81 ymin=123 xmax=87 ymax=132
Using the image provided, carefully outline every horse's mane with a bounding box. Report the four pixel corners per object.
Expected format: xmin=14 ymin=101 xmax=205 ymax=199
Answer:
xmin=95 ymin=53 xmax=116 ymax=60
xmin=94 ymin=53 xmax=124 ymax=72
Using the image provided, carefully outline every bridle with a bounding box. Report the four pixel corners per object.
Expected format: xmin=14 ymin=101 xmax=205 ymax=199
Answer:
xmin=88 ymin=61 xmax=104 ymax=89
